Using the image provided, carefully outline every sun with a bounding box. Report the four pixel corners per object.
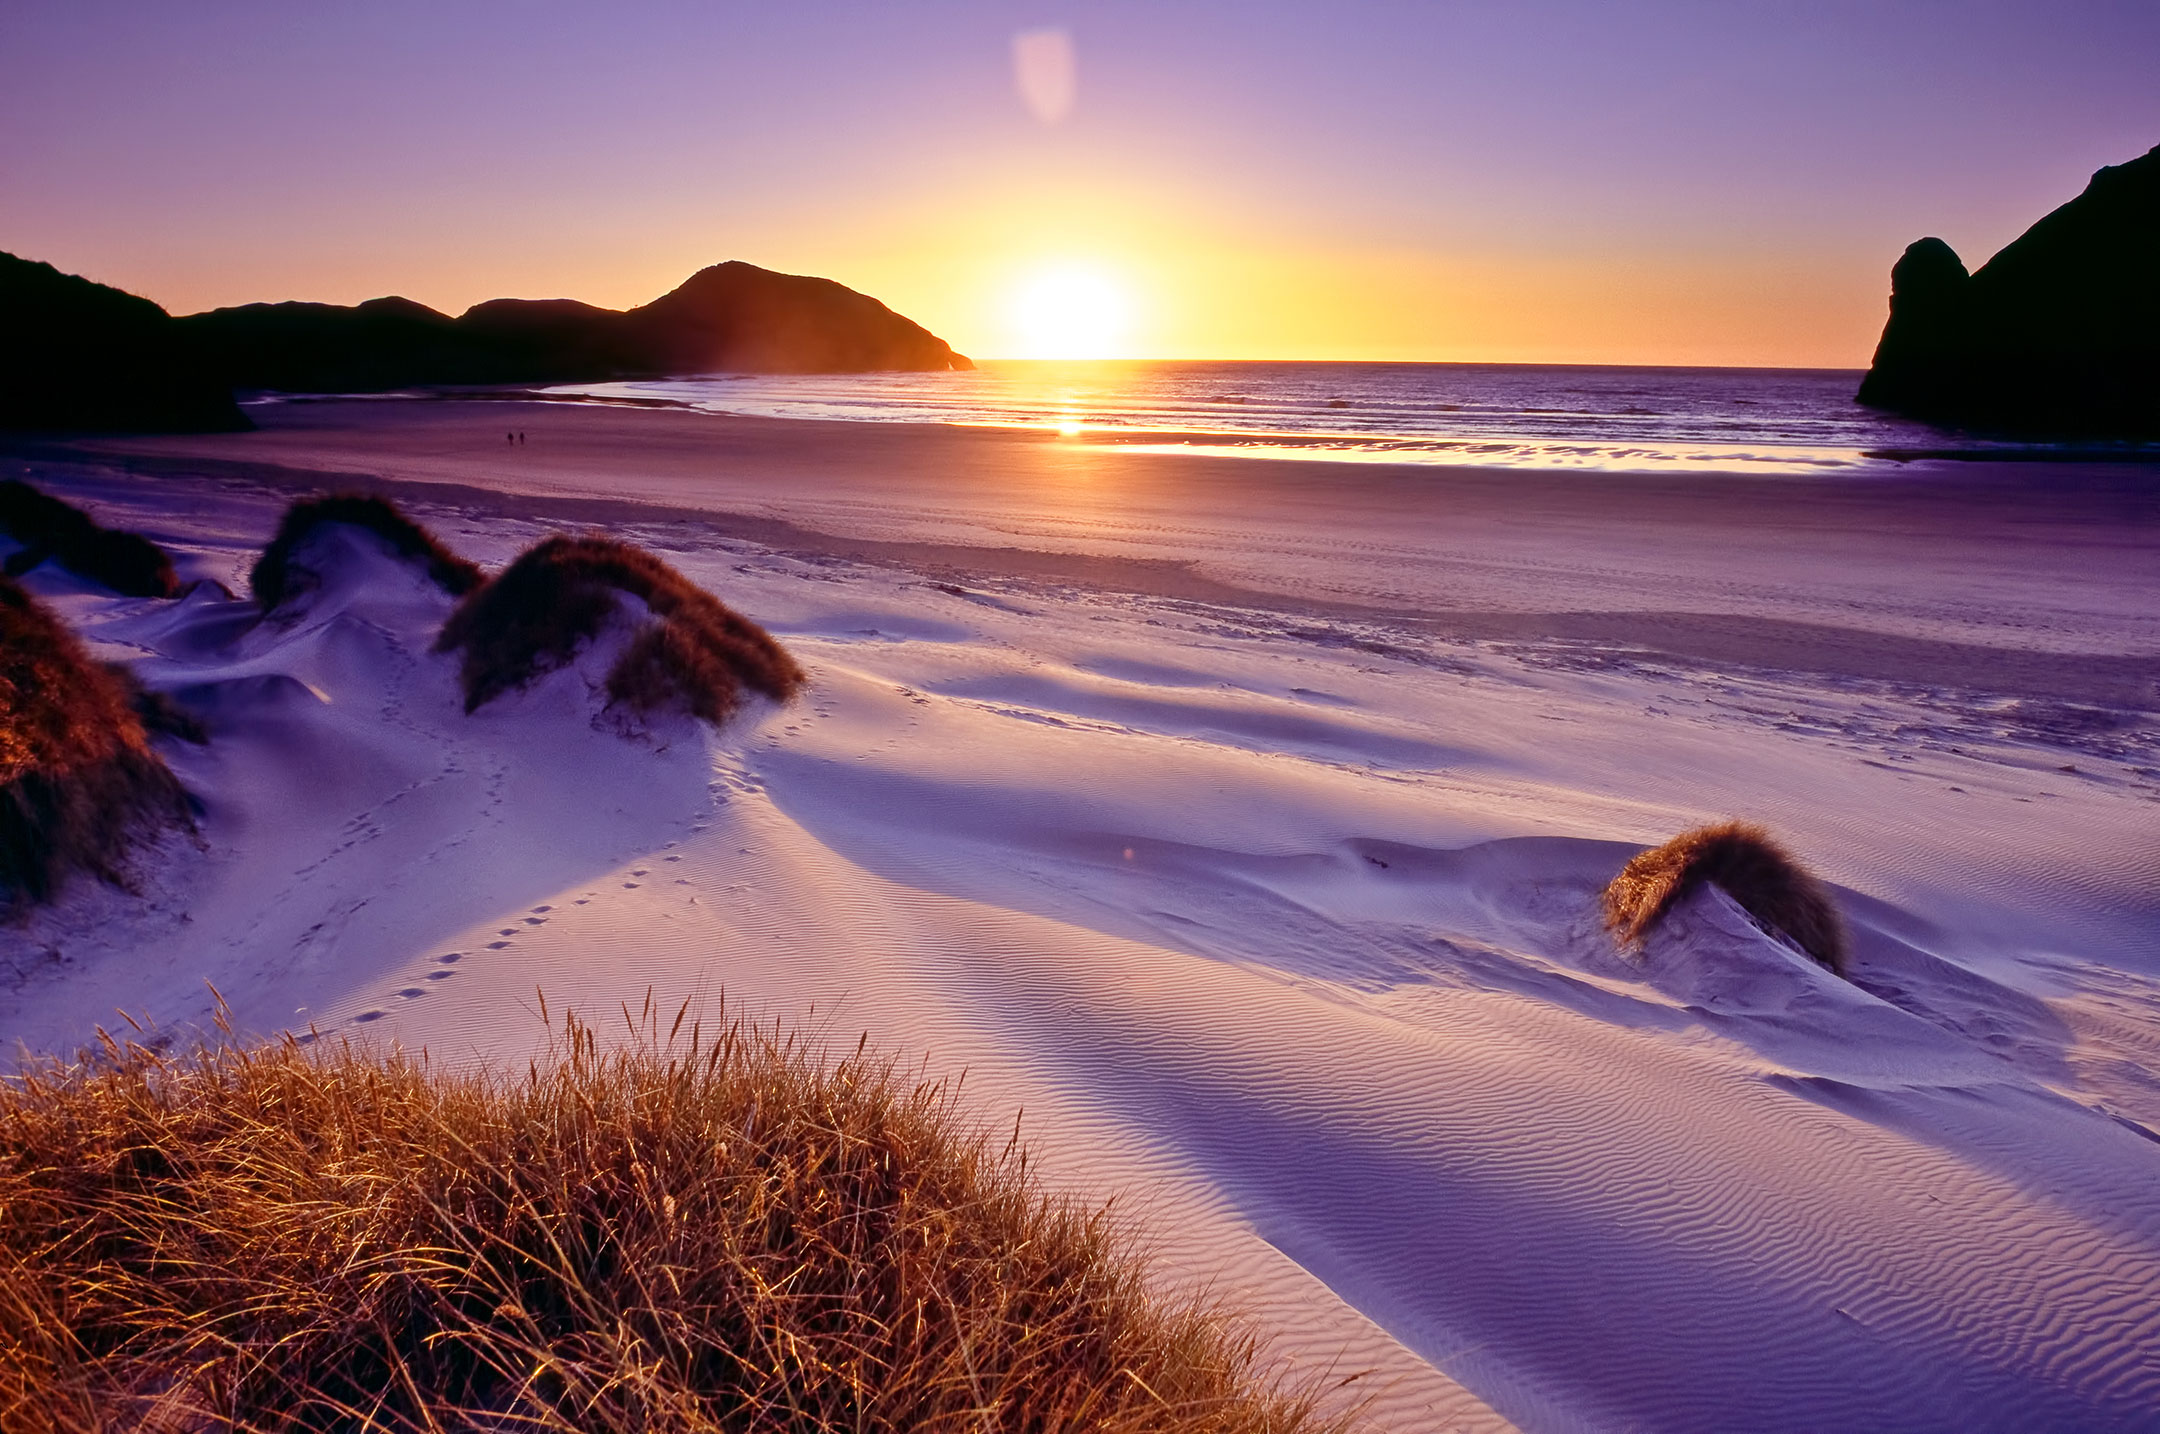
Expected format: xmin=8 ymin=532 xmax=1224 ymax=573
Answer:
xmin=1008 ymin=264 xmax=1134 ymax=360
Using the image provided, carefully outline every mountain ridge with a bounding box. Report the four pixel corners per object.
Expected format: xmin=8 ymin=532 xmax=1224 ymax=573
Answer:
xmin=1 ymin=256 xmax=971 ymax=433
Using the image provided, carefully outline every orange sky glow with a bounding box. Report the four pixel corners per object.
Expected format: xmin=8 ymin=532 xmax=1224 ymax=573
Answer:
xmin=5 ymin=4 xmax=2154 ymax=370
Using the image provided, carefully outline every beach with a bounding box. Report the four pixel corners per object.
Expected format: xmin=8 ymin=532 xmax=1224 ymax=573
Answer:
xmin=6 ymin=397 xmax=2159 ymax=1431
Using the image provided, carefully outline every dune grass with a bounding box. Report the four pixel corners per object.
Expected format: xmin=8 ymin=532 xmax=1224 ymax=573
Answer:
xmin=0 ymin=1001 xmax=1336 ymax=1434
xmin=0 ymin=577 xmax=192 ymax=910
xmin=435 ymin=534 xmax=805 ymax=725
xmin=251 ymin=494 xmax=486 ymax=613
xmin=0 ymin=480 xmax=180 ymax=599
xmin=103 ymin=663 xmax=211 ymax=747
xmin=1602 ymin=820 xmax=1849 ymax=974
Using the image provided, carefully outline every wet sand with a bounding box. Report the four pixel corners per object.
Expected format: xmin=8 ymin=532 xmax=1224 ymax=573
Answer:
xmin=46 ymin=397 xmax=2160 ymax=689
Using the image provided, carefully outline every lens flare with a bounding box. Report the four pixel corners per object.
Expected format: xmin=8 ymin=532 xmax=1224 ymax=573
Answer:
xmin=1012 ymin=29 xmax=1076 ymax=124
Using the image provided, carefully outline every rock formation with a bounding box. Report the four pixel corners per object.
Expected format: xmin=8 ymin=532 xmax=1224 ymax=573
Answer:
xmin=0 ymin=253 xmax=250 ymax=433
xmin=1858 ymin=144 xmax=2160 ymax=436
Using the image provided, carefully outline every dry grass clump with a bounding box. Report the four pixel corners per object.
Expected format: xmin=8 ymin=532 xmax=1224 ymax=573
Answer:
xmin=435 ymin=534 xmax=805 ymax=724
xmin=0 ymin=1002 xmax=1333 ymax=1434
xmin=103 ymin=664 xmax=210 ymax=747
xmin=0 ymin=480 xmax=179 ymax=599
xmin=250 ymin=494 xmax=485 ymax=612
xmin=0 ymin=578 xmax=192 ymax=909
xmin=1602 ymin=820 xmax=1848 ymax=975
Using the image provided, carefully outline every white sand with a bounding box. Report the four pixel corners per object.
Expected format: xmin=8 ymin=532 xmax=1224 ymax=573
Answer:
xmin=4 ymin=401 xmax=2158 ymax=1431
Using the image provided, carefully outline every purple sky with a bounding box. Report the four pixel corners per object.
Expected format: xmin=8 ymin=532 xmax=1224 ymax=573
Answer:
xmin=5 ymin=1 xmax=2155 ymax=363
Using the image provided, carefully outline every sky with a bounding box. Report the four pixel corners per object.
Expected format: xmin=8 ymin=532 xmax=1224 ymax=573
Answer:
xmin=4 ymin=1 xmax=2156 ymax=366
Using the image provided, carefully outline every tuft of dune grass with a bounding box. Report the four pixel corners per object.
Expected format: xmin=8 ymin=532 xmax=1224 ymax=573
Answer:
xmin=1602 ymin=820 xmax=1849 ymax=975
xmin=435 ymin=534 xmax=805 ymax=725
xmin=0 ymin=1001 xmax=1340 ymax=1434
xmin=0 ymin=480 xmax=180 ymax=599
xmin=250 ymin=494 xmax=485 ymax=613
xmin=0 ymin=577 xmax=193 ymax=909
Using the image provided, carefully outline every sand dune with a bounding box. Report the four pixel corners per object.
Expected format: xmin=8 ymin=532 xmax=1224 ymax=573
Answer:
xmin=4 ymin=403 xmax=2158 ymax=1431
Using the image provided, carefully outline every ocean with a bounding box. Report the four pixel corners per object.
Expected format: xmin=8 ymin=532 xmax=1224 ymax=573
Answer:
xmin=542 ymin=360 xmax=2155 ymax=476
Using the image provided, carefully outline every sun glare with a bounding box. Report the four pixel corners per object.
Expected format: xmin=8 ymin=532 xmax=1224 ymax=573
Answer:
xmin=1009 ymin=265 xmax=1134 ymax=360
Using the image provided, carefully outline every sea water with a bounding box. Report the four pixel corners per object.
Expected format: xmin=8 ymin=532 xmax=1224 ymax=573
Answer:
xmin=543 ymin=361 xmax=2154 ymax=476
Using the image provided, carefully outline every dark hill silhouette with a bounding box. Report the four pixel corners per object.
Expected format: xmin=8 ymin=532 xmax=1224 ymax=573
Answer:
xmin=183 ymin=296 xmax=479 ymax=393
xmin=619 ymin=261 xmax=967 ymax=374
xmin=458 ymin=297 xmax=638 ymax=379
xmin=177 ymin=260 xmax=972 ymax=393
xmin=0 ymin=252 xmax=248 ymax=433
xmin=1859 ymin=144 xmax=2160 ymax=436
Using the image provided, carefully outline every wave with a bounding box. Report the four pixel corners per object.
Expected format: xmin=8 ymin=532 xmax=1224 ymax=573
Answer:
xmin=539 ymin=360 xmax=2160 ymax=475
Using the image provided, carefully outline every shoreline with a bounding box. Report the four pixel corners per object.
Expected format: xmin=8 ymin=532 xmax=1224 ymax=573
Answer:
xmin=7 ymin=391 xmax=2160 ymax=1431
xmin=17 ymin=436 xmax=2157 ymax=713
xmin=17 ymin=395 xmax=2157 ymax=649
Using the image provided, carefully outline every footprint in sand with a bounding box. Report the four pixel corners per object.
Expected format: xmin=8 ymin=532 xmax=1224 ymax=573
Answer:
xmin=353 ymin=1010 xmax=386 ymax=1023
xmin=498 ymin=928 xmax=518 ymax=936
xmin=396 ymin=987 xmax=425 ymax=1000
xmin=487 ymin=940 xmax=512 ymax=949
xmin=523 ymin=917 xmax=546 ymax=925
xmin=531 ymin=904 xmax=552 ymax=913
xmin=622 ymin=882 xmax=640 ymax=889
xmin=434 ymin=952 xmax=463 ymax=964
xmin=426 ymin=971 xmax=454 ymax=982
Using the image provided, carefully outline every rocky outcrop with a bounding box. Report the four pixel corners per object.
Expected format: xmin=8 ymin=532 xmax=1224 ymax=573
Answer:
xmin=1858 ymin=145 xmax=2160 ymax=436
xmin=0 ymin=253 xmax=250 ymax=433
xmin=177 ymin=260 xmax=972 ymax=393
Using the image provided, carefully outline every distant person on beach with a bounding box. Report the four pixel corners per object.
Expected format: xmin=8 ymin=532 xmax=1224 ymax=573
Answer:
xmin=507 ymin=433 xmax=514 ymax=445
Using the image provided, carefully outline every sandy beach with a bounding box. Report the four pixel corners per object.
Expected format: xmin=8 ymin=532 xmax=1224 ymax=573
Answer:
xmin=6 ymin=398 xmax=2159 ymax=1431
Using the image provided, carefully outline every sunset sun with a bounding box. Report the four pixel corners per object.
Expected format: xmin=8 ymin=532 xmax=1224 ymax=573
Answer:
xmin=1008 ymin=264 xmax=1134 ymax=359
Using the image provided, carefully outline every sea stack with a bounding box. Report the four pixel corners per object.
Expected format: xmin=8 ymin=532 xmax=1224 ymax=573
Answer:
xmin=1857 ymin=144 xmax=2160 ymax=436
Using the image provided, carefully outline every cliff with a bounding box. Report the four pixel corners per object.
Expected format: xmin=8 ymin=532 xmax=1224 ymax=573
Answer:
xmin=177 ymin=260 xmax=972 ymax=393
xmin=0 ymin=253 xmax=250 ymax=433
xmin=1858 ymin=145 xmax=2160 ymax=436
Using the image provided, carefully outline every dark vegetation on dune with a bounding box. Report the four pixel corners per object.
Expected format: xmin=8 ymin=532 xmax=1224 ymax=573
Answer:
xmin=103 ymin=664 xmax=211 ymax=748
xmin=0 ymin=578 xmax=193 ymax=910
xmin=435 ymin=535 xmax=804 ymax=725
xmin=250 ymin=494 xmax=485 ymax=613
xmin=0 ymin=1006 xmax=1328 ymax=1433
xmin=0 ymin=252 xmax=249 ymax=434
xmin=0 ymin=480 xmax=182 ymax=599
xmin=1602 ymin=821 xmax=1849 ymax=975
xmin=1859 ymin=142 xmax=2160 ymax=436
